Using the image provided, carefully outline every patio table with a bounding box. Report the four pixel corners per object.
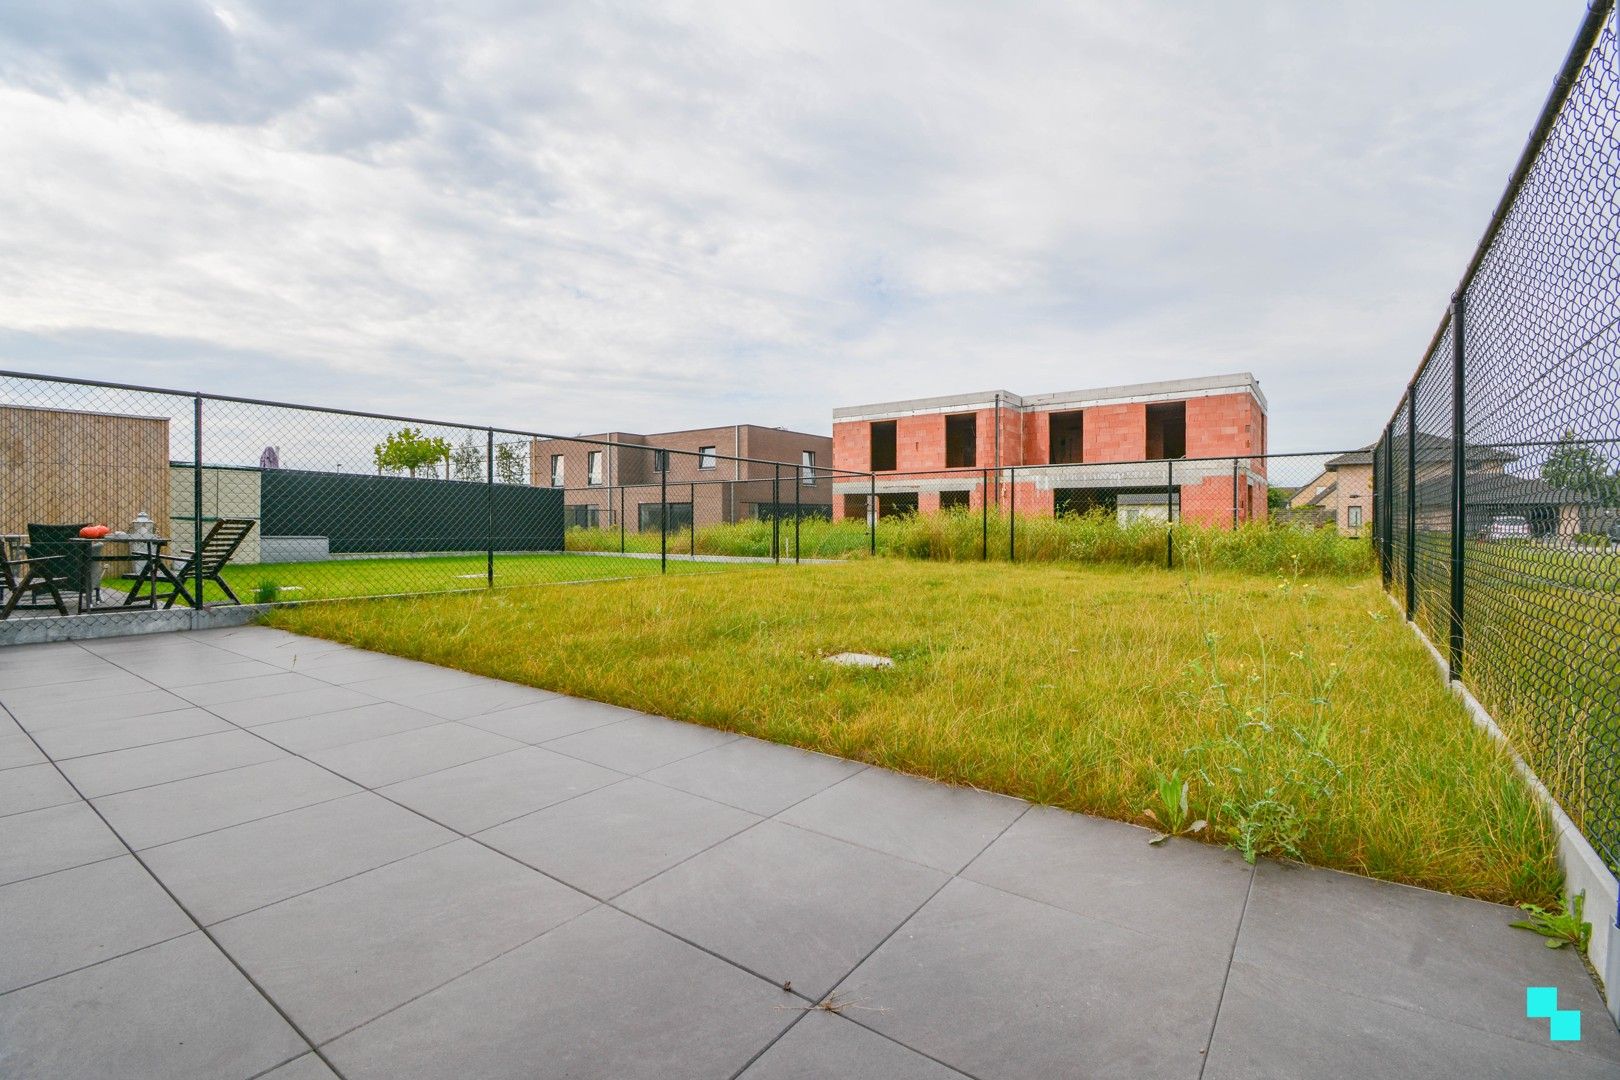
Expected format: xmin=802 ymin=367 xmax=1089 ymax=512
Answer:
xmin=69 ymin=534 xmax=171 ymax=610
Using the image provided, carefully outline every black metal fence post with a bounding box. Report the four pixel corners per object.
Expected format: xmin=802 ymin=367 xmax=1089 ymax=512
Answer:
xmin=1008 ymin=468 xmax=1016 ymax=562
xmin=659 ymin=453 xmax=667 ymax=574
xmin=794 ymin=469 xmax=801 ymax=564
xmin=772 ymin=464 xmax=781 ymax=564
xmin=192 ymin=394 xmax=204 ymax=609
xmin=485 ymin=428 xmax=494 ymax=588
xmin=1166 ymin=459 xmax=1174 ymax=569
xmin=1448 ymin=294 xmax=1467 ymax=679
xmin=619 ymin=485 xmax=625 ymax=553
xmin=1231 ymin=457 xmax=1239 ymax=528
xmin=868 ymin=473 xmax=876 ymax=555
xmin=1404 ymin=390 xmax=1416 ymax=619
xmin=981 ymin=468 xmax=989 ymax=559
xmin=689 ymin=481 xmax=696 ymax=558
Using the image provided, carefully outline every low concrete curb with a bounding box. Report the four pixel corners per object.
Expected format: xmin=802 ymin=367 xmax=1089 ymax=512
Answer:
xmin=0 ymin=604 xmax=268 ymax=646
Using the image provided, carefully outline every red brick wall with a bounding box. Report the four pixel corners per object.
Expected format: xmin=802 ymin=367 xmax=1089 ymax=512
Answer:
xmin=1084 ymin=403 xmax=1146 ymax=463
xmin=1185 ymin=393 xmax=1262 ymax=458
xmin=832 ymin=420 xmax=870 ymax=472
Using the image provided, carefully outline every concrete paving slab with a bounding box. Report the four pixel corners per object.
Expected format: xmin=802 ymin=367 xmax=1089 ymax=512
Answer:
xmin=92 ymin=756 xmax=359 ymax=849
xmin=0 ymin=733 xmax=47 ymax=771
xmin=0 ymin=671 xmax=156 ymax=711
xmin=172 ymin=670 xmax=328 ymax=706
xmin=343 ymin=667 xmax=491 ymax=702
xmin=252 ymin=701 xmax=448 ymax=753
xmin=141 ymin=792 xmax=456 ymax=925
xmin=211 ymin=839 xmax=596 ymax=1043
xmin=778 ymin=766 xmax=1027 ymax=872
xmin=57 ymin=729 xmax=286 ymax=797
xmin=208 ymin=684 xmax=380 ymax=726
xmin=617 ymin=819 xmax=948 ymax=999
xmin=835 ymin=878 xmax=1229 ymax=1080
xmin=379 ymin=745 xmax=622 ymax=833
xmin=1235 ymin=861 xmax=1620 ymax=1055
xmin=961 ymin=804 xmax=1252 ymax=946
xmin=9 ymin=687 xmax=193 ymax=729
xmin=305 ymin=722 xmax=521 ymax=787
xmin=408 ymin=679 xmax=561 ymax=720
xmin=543 ymin=712 xmax=738 ymax=773
xmin=645 ymin=736 xmax=867 ymax=816
xmin=0 ymin=763 xmax=79 ymax=817
xmin=459 ymin=695 xmax=642 ymax=744
xmin=1203 ymin=961 xmax=1620 ymax=1080
xmin=477 ymin=776 xmax=757 ymax=898
xmin=739 ymin=1010 xmax=970 ymax=1080
xmin=0 ymin=800 xmax=125 ymax=885
xmin=27 ymin=706 xmax=232 ymax=759
xmin=0 ymin=932 xmax=309 ymax=1080
xmin=260 ymin=1053 xmax=341 ymax=1080
xmin=148 ymin=656 xmax=285 ymax=686
xmin=324 ymin=905 xmax=794 ymax=1080
xmin=0 ymin=856 xmax=193 ymax=992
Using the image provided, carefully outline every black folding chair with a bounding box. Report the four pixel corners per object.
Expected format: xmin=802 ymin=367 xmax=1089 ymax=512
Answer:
xmin=130 ymin=518 xmax=258 ymax=609
xmin=0 ymin=553 xmax=71 ymax=619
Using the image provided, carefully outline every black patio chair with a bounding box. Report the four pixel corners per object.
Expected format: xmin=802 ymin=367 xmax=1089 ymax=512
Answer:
xmin=0 ymin=553 xmax=71 ymax=619
xmin=23 ymin=523 xmax=94 ymax=602
xmin=132 ymin=518 xmax=258 ymax=609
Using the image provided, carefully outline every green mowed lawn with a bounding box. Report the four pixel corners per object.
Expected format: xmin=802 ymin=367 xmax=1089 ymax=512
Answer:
xmin=107 ymin=551 xmax=740 ymax=605
xmin=268 ymin=559 xmax=1562 ymax=905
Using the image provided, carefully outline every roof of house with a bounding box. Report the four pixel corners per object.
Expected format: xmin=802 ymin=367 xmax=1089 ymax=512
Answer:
xmin=1300 ymin=481 xmax=1338 ymax=508
xmin=833 ymin=373 xmax=1266 ymax=422
xmin=1411 ymin=471 xmax=1584 ymax=507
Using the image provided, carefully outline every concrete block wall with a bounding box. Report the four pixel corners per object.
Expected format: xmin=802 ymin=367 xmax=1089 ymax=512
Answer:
xmin=1186 ymin=393 xmax=1265 ymax=458
xmin=1082 ymin=404 xmax=1147 ymax=463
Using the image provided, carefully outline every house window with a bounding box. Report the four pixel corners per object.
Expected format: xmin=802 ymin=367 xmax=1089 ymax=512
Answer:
xmin=871 ymin=420 xmax=897 ymax=472
xmin=1049 ymin=411 xmax=1083 ymax=464
xmin=565 ymin=505 xmax=600 ymax=528
xmin=550 ymin=454 xmax=564 ymax=487
xmin=587 ymin=450 xmax=603 ymax=486
xmin=639 ymin=502 xmax=692 ymax=532
xmin=1348 ymin=505 xmax=1364 ymax=528
xmin=653 ymin=449 xmax=669 ymax=473
xmin=940 ymin=490 xmax=970 ymax=510
xmin=699 ymin=446 xmax=717 ymax=470
xmin=945 ymin=414 xmax=976 ymax=467
xmin=1146 ymin=402 xmax=1186 ymax=460
xmin=801 ymin=450 xmax=816 ymax=485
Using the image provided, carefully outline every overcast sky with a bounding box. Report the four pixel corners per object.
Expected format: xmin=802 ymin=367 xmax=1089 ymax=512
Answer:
xmin=0 ymin=1 xmax=1588 ymax=452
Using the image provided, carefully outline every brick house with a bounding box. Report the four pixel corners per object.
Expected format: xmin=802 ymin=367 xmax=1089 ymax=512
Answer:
xmin=1288 ymin=448 xmax=1374 ymax=536
xmin=830 ymin=374 xmax=1268 ymax=525
xmin=529 ymin=425 xmax=831 ymax=531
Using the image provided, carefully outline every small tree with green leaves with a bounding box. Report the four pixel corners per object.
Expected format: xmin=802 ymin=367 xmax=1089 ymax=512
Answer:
xmin=494 ymin=441 xmax=527 ymax=485
xmin=374 ymin=427 xmax=452 ymax=478
xmin=1541 ymin=430 xmax=1619 ymax=506
xmin=451 ymin=434 xmax=485 ymax=482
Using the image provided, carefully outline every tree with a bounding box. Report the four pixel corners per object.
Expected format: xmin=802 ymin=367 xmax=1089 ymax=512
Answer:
xmin=1541 ymin=430 xmax=1619 ymax=506
xmin=373 ymin=427 xmax=452 ymax=478
xmin=451 ymin=434 xmax=485 ymax=482
xmin=494 ymin=442 xmax=527 ymax=485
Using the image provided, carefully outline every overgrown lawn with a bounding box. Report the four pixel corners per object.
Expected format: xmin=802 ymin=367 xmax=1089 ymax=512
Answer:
xmin=268 ymin=559 xmax=1558 ymax=904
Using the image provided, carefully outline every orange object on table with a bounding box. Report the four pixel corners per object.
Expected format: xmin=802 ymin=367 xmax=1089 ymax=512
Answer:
xmin=79 ymin=525 xmax=110 ymax=539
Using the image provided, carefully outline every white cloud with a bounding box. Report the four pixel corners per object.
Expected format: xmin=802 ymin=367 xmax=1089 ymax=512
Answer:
xmin=0 ymin=0 xmax=1588 ymax=451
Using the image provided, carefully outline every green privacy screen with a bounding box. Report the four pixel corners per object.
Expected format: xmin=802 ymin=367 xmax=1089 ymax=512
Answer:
xmin=261 ymin=469 xmax=564 ymax=554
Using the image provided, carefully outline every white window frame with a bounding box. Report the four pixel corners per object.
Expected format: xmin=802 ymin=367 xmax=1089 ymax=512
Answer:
xmin=699 ymin=446 xmax=717 ymax=470
xmin=587 ymin=450 xmax=603 ymax=486
xmin=800 ymin=450 xmax=817 ymax=486
xmin=1347 ymin=504 xmax=1363 ymax=528
xmin=550 ymin=454 xmax=564 ymax=488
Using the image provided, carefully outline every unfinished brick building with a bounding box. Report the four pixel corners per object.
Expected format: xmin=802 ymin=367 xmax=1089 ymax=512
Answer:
xmin=830 ymin=374 xmax=1269 ymax=526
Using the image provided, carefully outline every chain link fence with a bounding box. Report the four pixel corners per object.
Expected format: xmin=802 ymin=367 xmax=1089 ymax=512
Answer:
xmin=0 ymin=371 xmax=872 ymax=639
xmin=1374 ymin=1 xmax=1619 ymax=873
